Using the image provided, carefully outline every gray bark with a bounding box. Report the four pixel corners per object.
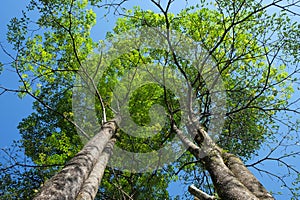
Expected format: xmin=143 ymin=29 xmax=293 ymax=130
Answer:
xmin=222 ymin=152 xmax=275 ymax=200
xmin=76 ymin=138 xmax=116 ymax=200
xmin=202 ymin=150 xmax=259 ymax=200
xmin=173 ymin=123 xmax=273 ymax=200
xmin=33 ymin=119 xmax=119 ymax=200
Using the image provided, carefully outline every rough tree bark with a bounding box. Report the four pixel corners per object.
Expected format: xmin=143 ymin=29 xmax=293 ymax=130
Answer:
xmin=33 ymin=118 xmax=119 ymax=200
xmin=76 ymin=138 xmax=116 ymax=200
xmin=172 ymin=121 xmax=274 ymax=200
xmin=222 ymin=152 xmax=274 ymax=199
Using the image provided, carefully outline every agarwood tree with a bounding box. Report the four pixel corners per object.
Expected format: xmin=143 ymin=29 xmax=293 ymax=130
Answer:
xmin=0 ymin=0 xmax=300 ymax=199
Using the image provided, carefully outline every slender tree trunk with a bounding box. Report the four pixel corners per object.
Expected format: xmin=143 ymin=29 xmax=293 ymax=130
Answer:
xmin=33 ymin=118 xmax=119 ymax=200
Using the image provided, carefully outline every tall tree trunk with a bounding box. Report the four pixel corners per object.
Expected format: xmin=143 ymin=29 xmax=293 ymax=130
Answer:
xmin=202 ymin=150 xmax=259 ymax=200
xmin=33 ymin=119 xmax=119 ymax=200
xmin=172 ymin=122 xmax=274 ymax=200
xmin=222 ymin=152 xmax=274 ymax=199
xmin=76 ymin=138 xmax=116 ymax=200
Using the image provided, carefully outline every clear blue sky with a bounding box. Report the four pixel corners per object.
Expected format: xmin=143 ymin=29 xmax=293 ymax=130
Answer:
xmin=0 ymin=1 xmax=298 ymax=199
xmin=0 ymin=1 xmax=33 ymax=148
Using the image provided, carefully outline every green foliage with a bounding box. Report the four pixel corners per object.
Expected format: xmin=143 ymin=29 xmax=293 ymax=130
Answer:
xmin=1 ymin=0 xmax=299 ymax=199
xmin=107 ymin=6 xmax=294 ymax=159
xmin=7 ymin=0 xmax=97 ymax=98
xmin=18 ymin=87 xmax=82 ymax=164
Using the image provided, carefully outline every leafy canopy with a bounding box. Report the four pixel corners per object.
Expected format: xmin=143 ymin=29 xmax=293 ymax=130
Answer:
xmin=1 ymin=0 xmax=299 ymax=199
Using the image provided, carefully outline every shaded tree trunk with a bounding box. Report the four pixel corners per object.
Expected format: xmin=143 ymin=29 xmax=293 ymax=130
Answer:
xmin=33 ymin=119 xmax=119 ymax=200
